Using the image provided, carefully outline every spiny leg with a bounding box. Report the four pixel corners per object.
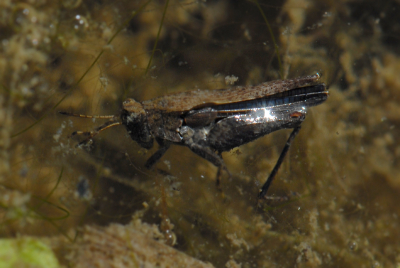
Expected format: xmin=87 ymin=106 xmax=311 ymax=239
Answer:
xmin=258 ymin=126 xmax=301 ymax=200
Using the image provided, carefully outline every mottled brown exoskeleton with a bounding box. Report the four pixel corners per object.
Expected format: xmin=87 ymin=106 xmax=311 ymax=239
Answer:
xmin=60 ymin=74 xmax=328 ymax=199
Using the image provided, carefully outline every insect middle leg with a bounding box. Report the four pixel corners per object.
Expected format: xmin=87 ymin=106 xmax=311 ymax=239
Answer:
xmin=145 ymin=142 xmax=171 ymax=169
xmin=188 ymin=143 xmax=231 ymax=186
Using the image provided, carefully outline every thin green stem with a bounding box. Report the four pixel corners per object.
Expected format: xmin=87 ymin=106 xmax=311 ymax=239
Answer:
xmin=34 ymin=167 xmax=64 ymax=210
xmin=252 ymin=0 xmax=283 ymax=79
xmin=145 ymin=0 xmax=170 ymax=75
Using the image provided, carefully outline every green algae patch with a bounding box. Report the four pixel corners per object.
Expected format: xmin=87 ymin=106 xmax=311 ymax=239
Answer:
xmin=0 ymin=238 xmax=59 ymax=268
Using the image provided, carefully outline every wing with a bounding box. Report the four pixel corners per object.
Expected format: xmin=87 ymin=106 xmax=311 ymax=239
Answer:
xmin=205 ymin=83 xmax=328 ymax=152
xmin=183 ymin=83 xmax=328 ymax=128
xmin=142 ymin=74 xmax=323 ymax=112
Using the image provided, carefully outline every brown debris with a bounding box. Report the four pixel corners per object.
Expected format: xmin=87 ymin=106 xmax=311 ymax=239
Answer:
xmin=68 ymin=220 xmax=214 ymax=268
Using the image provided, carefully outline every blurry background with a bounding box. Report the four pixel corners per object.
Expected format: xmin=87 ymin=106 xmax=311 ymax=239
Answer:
xmin=1 ymin=0 xmax=399 ymax=267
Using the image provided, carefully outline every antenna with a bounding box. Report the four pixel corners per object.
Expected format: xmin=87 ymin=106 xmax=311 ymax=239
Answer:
xmin=58 ymin=111 xmax=116 ymax=119
xmin=59 ymin=111 xmax=122 ymax=146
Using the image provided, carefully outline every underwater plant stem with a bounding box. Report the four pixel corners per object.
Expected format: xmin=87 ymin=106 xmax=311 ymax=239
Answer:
xmin=145 ymin=0 xmax=170 ymax=75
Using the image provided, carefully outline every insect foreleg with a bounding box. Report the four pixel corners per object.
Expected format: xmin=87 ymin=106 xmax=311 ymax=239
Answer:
xmin=145 ymin=143 xmax=171 ymax=169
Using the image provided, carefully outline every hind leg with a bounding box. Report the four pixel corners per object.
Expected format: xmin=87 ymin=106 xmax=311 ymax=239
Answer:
xmin=188 ymin=144 xmax=231 ymax=192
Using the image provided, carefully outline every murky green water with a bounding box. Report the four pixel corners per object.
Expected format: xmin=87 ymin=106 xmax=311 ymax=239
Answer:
xmin=1 ymin=0 xmax=399 ymax=267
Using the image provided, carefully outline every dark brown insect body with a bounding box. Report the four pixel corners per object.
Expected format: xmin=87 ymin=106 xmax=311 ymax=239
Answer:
xmin=61 ymin=74 xmax=328 ymax=199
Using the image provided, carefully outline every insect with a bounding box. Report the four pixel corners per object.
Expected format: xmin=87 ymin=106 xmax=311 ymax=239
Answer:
xmin=60 ymin=74 xmax=328 ymax=199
